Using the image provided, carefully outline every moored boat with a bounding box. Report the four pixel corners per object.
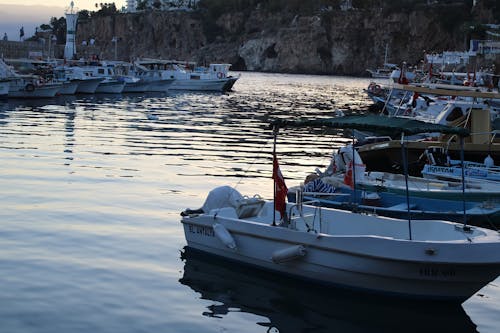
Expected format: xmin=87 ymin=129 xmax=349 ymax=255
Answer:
xmin=7 ymin=76 xmax=61 ymax=98
xmin=182 ymin=186 xmax=500 ymax=301
xmin=136 ymin=59 xmax=239 ymax=92
xmin=181 ymin=117 xmax=500 ymax=301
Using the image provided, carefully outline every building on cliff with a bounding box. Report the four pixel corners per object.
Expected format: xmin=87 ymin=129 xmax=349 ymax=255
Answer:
xmin=126 ymin=0 xmax=199 ymax=13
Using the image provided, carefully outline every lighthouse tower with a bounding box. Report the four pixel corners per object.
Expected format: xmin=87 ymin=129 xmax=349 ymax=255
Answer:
xmin=64 ymin=1 xmax=78 ymax=60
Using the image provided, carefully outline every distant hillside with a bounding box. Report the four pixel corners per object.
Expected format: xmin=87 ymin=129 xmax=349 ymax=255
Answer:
xmin=74 ymin=0 xmax=499 ymax=75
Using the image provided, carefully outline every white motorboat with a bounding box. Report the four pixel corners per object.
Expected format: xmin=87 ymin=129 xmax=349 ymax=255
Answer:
xmin=181 ymin=186 xmax=500 ymax=301
xmin=127 ymin=63 xmax=173 ymax=92
xmin=420 ymin=146 xmax=500 ymax=183
xmin=7 ymin=76 xmax=61 ymax=98
xmin=119 ymin=76 xmax=150 ymax=93
xmin=366 ymin=44 xmax=398 ymax=79
xmin=135 ymin=59 xmax=239 ymax=92
xmin=76 ymin=64 xmax=125 ymax=94
xmin=56 ymin=66 xmax=103 ymax=94
xmin=0 ymin=58 xmax=61 ymax=98
xmin=106 ymin=61 xmax=165 ymax=93
xmin=94 ymin=78 xmax=125 ymax=94
xmin=181 ymin=117 xmax=500 ymax=300
xmin=57 ymin=80 xmax=79 ymax=95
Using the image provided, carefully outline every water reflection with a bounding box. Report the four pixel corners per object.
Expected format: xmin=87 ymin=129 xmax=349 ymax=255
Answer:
xmin=180 ymin=247 xmax=477 ymax=333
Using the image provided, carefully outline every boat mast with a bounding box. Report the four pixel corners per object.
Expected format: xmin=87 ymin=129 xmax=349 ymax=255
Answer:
xmin=272 ymin=125 xmax=278 ymax=226
xmin=401 ymin=132 xmax=412 ymax=240
xmin=384 ymin=43 xmax=388 ymax=66
xmin=460 ymin=136 xmax=467 ymax=227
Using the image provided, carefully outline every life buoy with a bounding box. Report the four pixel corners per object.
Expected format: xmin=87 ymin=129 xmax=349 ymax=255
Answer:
xmin=25 ymin=83 xmax=35 ymax=92
xmin=217 ymin=72 xmax=224 ymax=79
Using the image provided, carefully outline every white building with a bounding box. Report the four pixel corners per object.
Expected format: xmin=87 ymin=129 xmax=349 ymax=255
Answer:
xmin=126 ymin=0 xmax=136 ymax=13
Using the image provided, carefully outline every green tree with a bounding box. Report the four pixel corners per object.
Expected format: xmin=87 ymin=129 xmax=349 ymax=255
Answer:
xmin=136 ymin=0 xmax=148 ymax=10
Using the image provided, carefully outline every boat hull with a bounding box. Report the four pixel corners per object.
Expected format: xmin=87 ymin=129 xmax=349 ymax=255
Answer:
xmin=144 ymin=79 xmax=173 ymax=92
xmin=122 ymin=81 xmax=151 ymax=93
xmin=182 ymin=205 xmax=500 ymax=301
xmin=58 ymin=81 xmax=79 ymax=95
xmin=170 ymin=78 xmax=236 ymax=92
xmin=95 ymin=81 xmax=125 ymax=94
xmin=75 ymin=78 xmax=102 ymax=94
xmin=8 ymin=84 xmax=60 ymax=98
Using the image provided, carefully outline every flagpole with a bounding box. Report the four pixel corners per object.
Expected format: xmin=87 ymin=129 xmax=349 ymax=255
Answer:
xmin=272 ymin=125 xmax=278 ymax=226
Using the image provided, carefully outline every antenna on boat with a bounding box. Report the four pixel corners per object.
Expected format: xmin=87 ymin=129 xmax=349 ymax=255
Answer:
xmin=351 ymin=137 xmax=357 ymax=207
xmin=460 ymin=137 xmax=468 ymax=228
xmin=272 ymin=125 xmax=277 ymax=226
xmin=401 ymin=132 xmax=412 ymax=240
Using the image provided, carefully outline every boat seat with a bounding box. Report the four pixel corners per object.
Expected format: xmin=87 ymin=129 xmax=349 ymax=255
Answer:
xmin=235 ymin=197 xmax=265 ymax=218
xmin=387 ymin=203 xmax=418 ymax=211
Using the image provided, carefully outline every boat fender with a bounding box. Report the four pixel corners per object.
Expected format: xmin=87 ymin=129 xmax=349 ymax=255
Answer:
xmin=484 ymin=155 xmax=494 ymax=167
xmin=213 ymin=223 xmax=237 ymax=250
xmin=272 ymin=245 xmax=306 ymax=264
xmin=25 ymin=83 xmax=35 ymax=92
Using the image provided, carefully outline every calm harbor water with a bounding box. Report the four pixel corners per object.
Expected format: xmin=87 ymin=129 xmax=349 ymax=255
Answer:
xmin=0 ymin=72 xmax=498 ymax=333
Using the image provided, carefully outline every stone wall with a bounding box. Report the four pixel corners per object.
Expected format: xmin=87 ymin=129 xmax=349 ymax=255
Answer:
xmin=0 ymin=40 xmax=65 ymax=60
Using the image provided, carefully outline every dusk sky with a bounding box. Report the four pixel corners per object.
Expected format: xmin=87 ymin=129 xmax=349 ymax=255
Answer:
xmin=0 ymin=1 xmax=126 ymax=41
xmin=0 ymin=1 xmax=126 ymax=11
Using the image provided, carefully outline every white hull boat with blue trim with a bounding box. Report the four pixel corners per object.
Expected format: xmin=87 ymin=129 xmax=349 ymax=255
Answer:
xmin=181 ymin=186 xmax=500 ymax=301
xmin=181 ymin=116 xmax=500 ymax=301
xmin=135 ymin=59 xmax=239 ymax=92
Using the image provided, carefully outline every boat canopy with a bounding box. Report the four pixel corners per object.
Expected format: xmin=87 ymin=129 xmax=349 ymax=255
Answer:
xmin=271 ymin=115 xmax=470 ymax=137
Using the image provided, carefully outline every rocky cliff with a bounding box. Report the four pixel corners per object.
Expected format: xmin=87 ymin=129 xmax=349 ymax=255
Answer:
xmin=75 ymin=3 xmax=497 ymax=76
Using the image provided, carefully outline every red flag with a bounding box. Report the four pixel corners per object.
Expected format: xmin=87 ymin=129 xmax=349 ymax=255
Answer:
xmin=272 ymin=153 xmax=288 ymax=220
xmin=343 ymin=161 xmax=353 ymax=188
xmin=398 ymin=69 xmax=408 ymax=85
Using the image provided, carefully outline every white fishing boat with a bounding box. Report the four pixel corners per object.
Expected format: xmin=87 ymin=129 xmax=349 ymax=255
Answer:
xmin=325 ymin=141 xmax=500 ymax=202
xmin=366 ymin=44 xmax=398 ymax=79
xmin=420 ymin=146 xmax=500 ymax=182
xmin=77 ymin=64 xmax=125 ymax=94
xmin=102 ymin=61 xmax=153 ymax=93
xmin=56 ymin=66 xmax=103 ymax=94
xmin=119 ymin=75 xmax=150 ymax=93
xmin=57 ymin=80 xmax=79 ymax=95
xmin=7 ymin=76 xmax=61 ymax=98
xmin=181 ymin=117 xmax=500 ymax=301
xmin=94 ymin=78 xmax=125 ymax=94
xmin=135 ymin=59 xmax=239 ymax=92
xmin=126 ymin=62 xmax=173 ymax=92
xmin=0 ymin=58 xmax=61 ymax=98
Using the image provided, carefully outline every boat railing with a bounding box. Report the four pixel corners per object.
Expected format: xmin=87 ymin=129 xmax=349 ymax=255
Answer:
xmin=288 ymin=189 xmax=322 ymax=232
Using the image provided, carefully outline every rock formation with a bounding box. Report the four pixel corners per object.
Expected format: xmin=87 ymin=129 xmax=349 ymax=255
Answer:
xmin=75 ymin=3 xmax=498 ymax=76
